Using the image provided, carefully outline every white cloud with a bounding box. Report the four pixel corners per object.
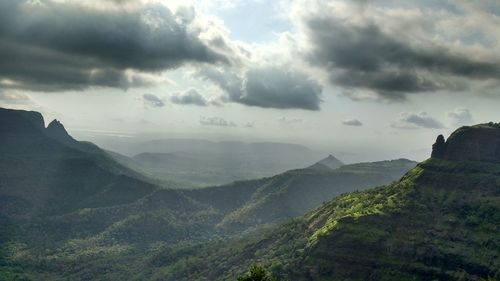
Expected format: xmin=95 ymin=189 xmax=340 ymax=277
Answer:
xmin=200 ymin=116 xmax=237 ymax=127
xmin=447 ymin=107 xmax=474 ymax=127
xmin=170 ymin=88 xmax=207 ymax=106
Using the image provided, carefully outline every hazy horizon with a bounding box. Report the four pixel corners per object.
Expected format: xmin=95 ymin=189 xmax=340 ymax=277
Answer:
xmin=1 ymin=0 xmax=500 ymax=163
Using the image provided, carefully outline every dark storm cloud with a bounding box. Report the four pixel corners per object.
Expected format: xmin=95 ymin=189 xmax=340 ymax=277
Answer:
xmin=170 ymin=89 xmax=208 ymax=106
xmin=197 ymin=66 xmax=323 ymax=110
xmin=241 ymin=68 xmax=322 ymax=110
xmin=391 ymin=112 xmax=444 ymax=129
xmin=142 ymin=93 xmax=165 ymax=108
xmin=0 ymin=0 xmax=228 ymax=91
xmin=303 ymin=14 xmax=500 ymax=100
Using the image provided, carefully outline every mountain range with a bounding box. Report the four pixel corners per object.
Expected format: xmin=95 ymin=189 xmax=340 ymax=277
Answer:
xmin=0 ymin=107 xmax=498 ymax=280
xmin=106 ymin=139 xmax=326 ymax=186
xmin=149 ymin=124 xmax=500 ymax=281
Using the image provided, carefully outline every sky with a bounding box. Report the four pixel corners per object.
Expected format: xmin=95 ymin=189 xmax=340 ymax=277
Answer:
xmin=1 ymin=0 xmax=499 ymax=162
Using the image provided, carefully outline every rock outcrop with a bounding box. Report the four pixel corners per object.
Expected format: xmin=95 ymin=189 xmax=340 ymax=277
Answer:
xmin=45 ymin=119 xmax=76 ymax=145
xmin=432 ymin=123 xmax=500 ymax=163
xmin=431 ymin=134 xmax=446 ymax=159
xmin=0 ymin=107 xmax=45 ymax=135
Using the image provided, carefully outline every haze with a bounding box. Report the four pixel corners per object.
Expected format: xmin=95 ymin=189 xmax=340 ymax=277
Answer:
xmin=1 ymin=0 xmax=500 ymax=162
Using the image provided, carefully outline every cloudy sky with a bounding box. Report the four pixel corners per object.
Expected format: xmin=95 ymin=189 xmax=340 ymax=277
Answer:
xmin=1 ymin=0 xmax=499 ymax=162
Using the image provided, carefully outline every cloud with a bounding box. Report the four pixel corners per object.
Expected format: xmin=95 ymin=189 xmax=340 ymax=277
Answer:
xmin=200 ymin=116 xmax=237 ymax=127
xmin=342 ymin=119 xmax=363 ymax=126
xmin=196 ymin=65 xmax=323 ymax=110
xmin=170 ymin=89 xmax=207 ymax=106
xmin=242 ymin=67 xmax=322 ymax=110
xmin=243 ymin=122 xmax=255 ymax=128
xmin=0 ymin=0 xmax=230 ymax=91
xmin=142 ymin=93 xmax=165 ymax=108
xmin=391 ymin=112 xmax=444 ymax=129
xmin=0 ymin=90 xmax=32 ymax=105
xmin=447 ymin=107 xmax=474 ymax=126
xmin=294 ymin=0 xmax=500 ymax=101
xmin=278 ymin=117 xmax=303 ymax=125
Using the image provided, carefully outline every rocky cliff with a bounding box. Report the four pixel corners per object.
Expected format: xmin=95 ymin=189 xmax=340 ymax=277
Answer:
xmin=432 ymin=123 xmax=500 ymax=162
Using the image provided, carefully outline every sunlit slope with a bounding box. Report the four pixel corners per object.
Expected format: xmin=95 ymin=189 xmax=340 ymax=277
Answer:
xmin=186 ymin=159 xmax=416 ymax=233
xmin=155 ymin=125 xmax=500 ymax=281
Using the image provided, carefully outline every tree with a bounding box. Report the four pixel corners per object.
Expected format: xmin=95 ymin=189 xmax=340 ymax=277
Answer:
xmin=237 ymin=265 xmax=277 ymax=281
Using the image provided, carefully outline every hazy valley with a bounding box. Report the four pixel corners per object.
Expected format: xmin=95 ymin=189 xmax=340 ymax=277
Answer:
xmin=1 ymin=1 xmax=500 ymax=279
xmin=1 ymin=107 xmax=499 ymax=281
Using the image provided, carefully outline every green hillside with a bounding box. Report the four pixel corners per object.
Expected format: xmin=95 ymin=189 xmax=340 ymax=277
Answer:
xmin=192 ymin=159 xmax=416 ymax=233
xmin=0 ymin=108 xmax=417 ymax=280
xmin=148 ymin=127 xmax=500 ymax=281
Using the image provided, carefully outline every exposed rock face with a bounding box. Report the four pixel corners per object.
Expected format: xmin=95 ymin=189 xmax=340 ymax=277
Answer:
xmin=432 ymin=124 xmax=500 ymax=163
xmin=0 ymin=107 xmax=45 ymax=134
xmin=45 ymin=119 xmax=101 ymax=153
xmin=431 ymin=134 xmax=446 ymax=159
xmin=45 ymin=119 xmax=75 ymax=144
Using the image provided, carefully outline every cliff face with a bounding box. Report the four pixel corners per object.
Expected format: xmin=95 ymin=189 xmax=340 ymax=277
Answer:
xmin=0 ymin=107 xmax=45 ymax=135
xmin=432 ymin=123 xmax=500 ymax=163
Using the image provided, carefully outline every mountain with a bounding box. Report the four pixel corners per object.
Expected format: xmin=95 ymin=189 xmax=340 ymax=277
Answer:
xmin=154 ymin=124 xmax=500 ymax=280
xmin=308 ymin=154 xmax=344 ymax=171
xmin=107 ymin=139 xmax=326 ymax=186
xmin=0 ymin=106 xmax=414 ymax=280
xmin=186 ymin=159 xmax=416 ymax=233
xmin=0 ymin=108 xmax=224 ymax=280
xmin=0 ymin=107 xmax=420 ymax=281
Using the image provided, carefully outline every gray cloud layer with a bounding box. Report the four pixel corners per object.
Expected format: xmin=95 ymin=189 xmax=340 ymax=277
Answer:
xmin=342 ymin=119 xmax=363 ymax=126
xmin=197 ymin=66 xmax=323 ymax=110
xmin=447 ymin=108 xmax=474 ymax=126
xmin=391 ymin=112 xmax=444 ymax=129
xmin=300 ymin=1 xmax=500 ymax=100
xmin=142 ymin=93 xmax=165 ymax=108
xmin=0 ymin=0 xmax=228 ymax=91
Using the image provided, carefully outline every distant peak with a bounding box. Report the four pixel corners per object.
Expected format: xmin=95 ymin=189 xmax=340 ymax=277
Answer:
xmin=310 ymin=154 xmax=343 ymax=170
xmin=47 ymin=119 xmax=63 ymax=128
xmin=45 ymin=119 xmax=75 ymax=143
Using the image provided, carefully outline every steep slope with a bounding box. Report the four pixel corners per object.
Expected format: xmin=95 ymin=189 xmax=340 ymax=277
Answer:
xmin=0 ymin=108 xmax=154 ymax=217
xmin=187 ymin=159 xmax=417 ymax=233
xmin=154 ymin=124 xmax=500 ymax=281
xmin=0 ymin=108 xmax=224 ymax=280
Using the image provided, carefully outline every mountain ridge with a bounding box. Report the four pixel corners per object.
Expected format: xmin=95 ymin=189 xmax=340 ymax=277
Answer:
xmin=3 ymin=107 xmax=494 ymax=281
xmin=151 ymin=125 xmax=500 ymax=280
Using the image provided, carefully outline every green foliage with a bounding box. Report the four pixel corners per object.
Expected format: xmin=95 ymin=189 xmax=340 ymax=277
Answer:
xmin=2 ymin=108 xmax=499 ymax=281
xmin=237 ymin=265 xmax=277 ymax=281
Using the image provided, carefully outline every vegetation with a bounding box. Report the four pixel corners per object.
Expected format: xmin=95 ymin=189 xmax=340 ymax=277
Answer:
xmin=237 ymin=265 xmax=276 ymax=281
xmin=1 ymin=108 xmax=499 ymax=281
xmin=0 ymin=108 xmax=417 ymax=280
